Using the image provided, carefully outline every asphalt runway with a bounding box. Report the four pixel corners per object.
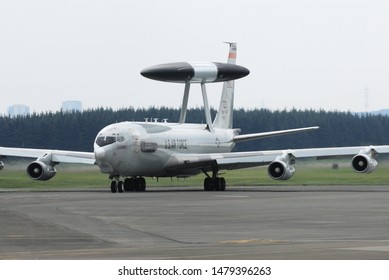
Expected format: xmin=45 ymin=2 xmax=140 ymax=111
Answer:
xmin=1 ymin=185 xmax=389 ymax=260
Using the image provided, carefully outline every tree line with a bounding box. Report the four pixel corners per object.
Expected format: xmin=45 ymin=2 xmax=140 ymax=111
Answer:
xmin=1 ymin=107 xmax=388 ymax=152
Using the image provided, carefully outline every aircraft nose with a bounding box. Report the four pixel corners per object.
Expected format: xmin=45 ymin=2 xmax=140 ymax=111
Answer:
xmin=94 ymin=146 xmax=106 ymax=160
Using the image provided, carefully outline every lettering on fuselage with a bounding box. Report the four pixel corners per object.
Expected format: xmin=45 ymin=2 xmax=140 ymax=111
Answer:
xmin=164 ymin=139 xmax=188 ymax=150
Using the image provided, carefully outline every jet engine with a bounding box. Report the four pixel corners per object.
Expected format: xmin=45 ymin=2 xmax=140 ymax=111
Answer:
xmin=0 ymin=161 xmax=4 ymax=171
xmin=351 ymin=153 xmax=377 ymax=173
xmin=268 ymin=160 xmax=295 ymax=180
xmin=267 ymin=152 xmax=296 ymax=180
xmin=26 ymin=161 xmax=57 ymax=181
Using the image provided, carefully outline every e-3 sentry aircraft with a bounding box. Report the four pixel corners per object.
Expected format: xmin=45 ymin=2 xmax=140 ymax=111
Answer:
xmin=1 ymin=43 xmax=389 ymax=193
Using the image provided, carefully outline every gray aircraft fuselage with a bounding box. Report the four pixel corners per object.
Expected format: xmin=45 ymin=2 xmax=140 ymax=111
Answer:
xmin=94 ymin=121 xmax=236 ymax=178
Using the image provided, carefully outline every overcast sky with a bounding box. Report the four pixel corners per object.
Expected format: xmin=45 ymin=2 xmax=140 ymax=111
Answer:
xmin=1 ymin=0 xmax=388 ymax=115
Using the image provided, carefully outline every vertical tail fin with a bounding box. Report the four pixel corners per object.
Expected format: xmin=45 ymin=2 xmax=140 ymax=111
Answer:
xmin=213 ymin=42 xmax=237 ymax=129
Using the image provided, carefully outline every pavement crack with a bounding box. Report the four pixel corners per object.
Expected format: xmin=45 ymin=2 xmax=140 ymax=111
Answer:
xmin=115 ymin=223 xmax=203 ymax=245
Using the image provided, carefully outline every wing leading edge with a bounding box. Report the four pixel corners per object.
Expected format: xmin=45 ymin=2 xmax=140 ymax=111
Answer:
xmin=233 ymin=126 xmax=319 ymax=142
xmin=0 ymin=147 xmax=95 ymax=165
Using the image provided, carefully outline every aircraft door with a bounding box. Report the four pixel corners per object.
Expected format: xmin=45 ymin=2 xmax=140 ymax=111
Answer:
xmin=131 ymin=130 xmax=141 ymax=153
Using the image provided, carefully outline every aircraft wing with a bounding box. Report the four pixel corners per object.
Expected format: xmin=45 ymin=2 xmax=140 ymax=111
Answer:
xmin=216 ymin=145 xmax=389 ymax=167
xmin=165 ymin=145 xmax=389 ymax=172
xmin=233 ymin=126 xmax=319 ymax=142
xmin=0 ymin=147 xmax=95 ymax=165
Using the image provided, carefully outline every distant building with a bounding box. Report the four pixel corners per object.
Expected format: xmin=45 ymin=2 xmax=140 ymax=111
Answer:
xmin=7 ymin=104 xmax=30 ymax=117
xmin=61 ymin=101 xmax=82 ymax=112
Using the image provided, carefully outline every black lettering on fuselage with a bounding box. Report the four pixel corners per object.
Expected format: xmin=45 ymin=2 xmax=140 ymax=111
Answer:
xmin=164 ymin=139 xmax=188 ymax=150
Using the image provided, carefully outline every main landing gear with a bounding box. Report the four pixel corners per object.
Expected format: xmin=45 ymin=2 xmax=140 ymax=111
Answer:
xmin=202 ymin=167 xmax=226 ymax=191
xmin=110 ymin=168 xmax=227 ymax=193
xmin=110 ymin=177 xmax=146 ymax=193
xmin=204 ymin=177 xmax=226 ymax=191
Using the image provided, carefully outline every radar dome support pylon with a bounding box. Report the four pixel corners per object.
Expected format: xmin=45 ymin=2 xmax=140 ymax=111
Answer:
xmin=178 ymin=82 xmax=190 ymax=124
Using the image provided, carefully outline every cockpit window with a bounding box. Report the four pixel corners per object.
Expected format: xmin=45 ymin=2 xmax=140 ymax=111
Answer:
xmin=96 ymin=136 xmax=117 ymax=147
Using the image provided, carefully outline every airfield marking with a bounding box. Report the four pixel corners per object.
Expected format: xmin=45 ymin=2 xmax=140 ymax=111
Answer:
xmin=341 ymin=245 xmax=389 ymax=252
xmin=220 ymin=239 xmax=286 ymax=245
xmin=214 ymin=195 xmax=249 ymax=198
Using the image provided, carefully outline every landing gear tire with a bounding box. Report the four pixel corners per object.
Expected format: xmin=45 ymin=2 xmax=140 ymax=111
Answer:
xmin=204 ymin=177 xmax=213 ymax=191
xmin=117 ymin=181 xmax=124 ymax=193
xmin=135 ymin=177 xmax=146 ymax=192
xmin=214 ymin=178 xmax=221 ymax=191
xmin=124 ymin=178 xmax=133 ymax=192
xmin=204 ymin=177 xmax=226 ymax=192
xmin=219 ymin=177 xmax=226 ymax=191
xmin=110 ymin=181 xmax=117 ymax=193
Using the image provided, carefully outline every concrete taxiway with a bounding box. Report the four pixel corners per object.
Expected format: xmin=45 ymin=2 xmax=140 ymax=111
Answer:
xmin=1 ymin=185 xmax=389 ymax=259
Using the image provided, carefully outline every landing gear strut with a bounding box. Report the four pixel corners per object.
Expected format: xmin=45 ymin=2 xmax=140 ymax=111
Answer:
xmin=110 ymin=177 xmax=146 ymax=193
xmin=202 ymin=167 xmax=226 ymax=191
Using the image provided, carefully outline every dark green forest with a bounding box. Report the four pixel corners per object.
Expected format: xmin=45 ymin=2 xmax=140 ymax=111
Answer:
xmin=1 ymin=107 xmax=389 ymax=152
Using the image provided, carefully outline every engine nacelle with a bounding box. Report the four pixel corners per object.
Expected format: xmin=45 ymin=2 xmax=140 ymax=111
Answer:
xmin=0 ymin=161 xmax=4 ymax=171
xmin=268 ymin=160 xmax=296 ymax=180
xmin=26 ymin=161 xmax=57 ymax=181
xmin=351 ymin=154 xmax=377 ymax=173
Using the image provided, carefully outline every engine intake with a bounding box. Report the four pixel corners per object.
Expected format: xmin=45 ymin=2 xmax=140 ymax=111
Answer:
xmin=351 ymin=154 xmax=377 ymax=173
xmin=268 ymin=160 xmax=295 ymax=180
xmin=27 ymin=161 xmax=57 ymax=181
